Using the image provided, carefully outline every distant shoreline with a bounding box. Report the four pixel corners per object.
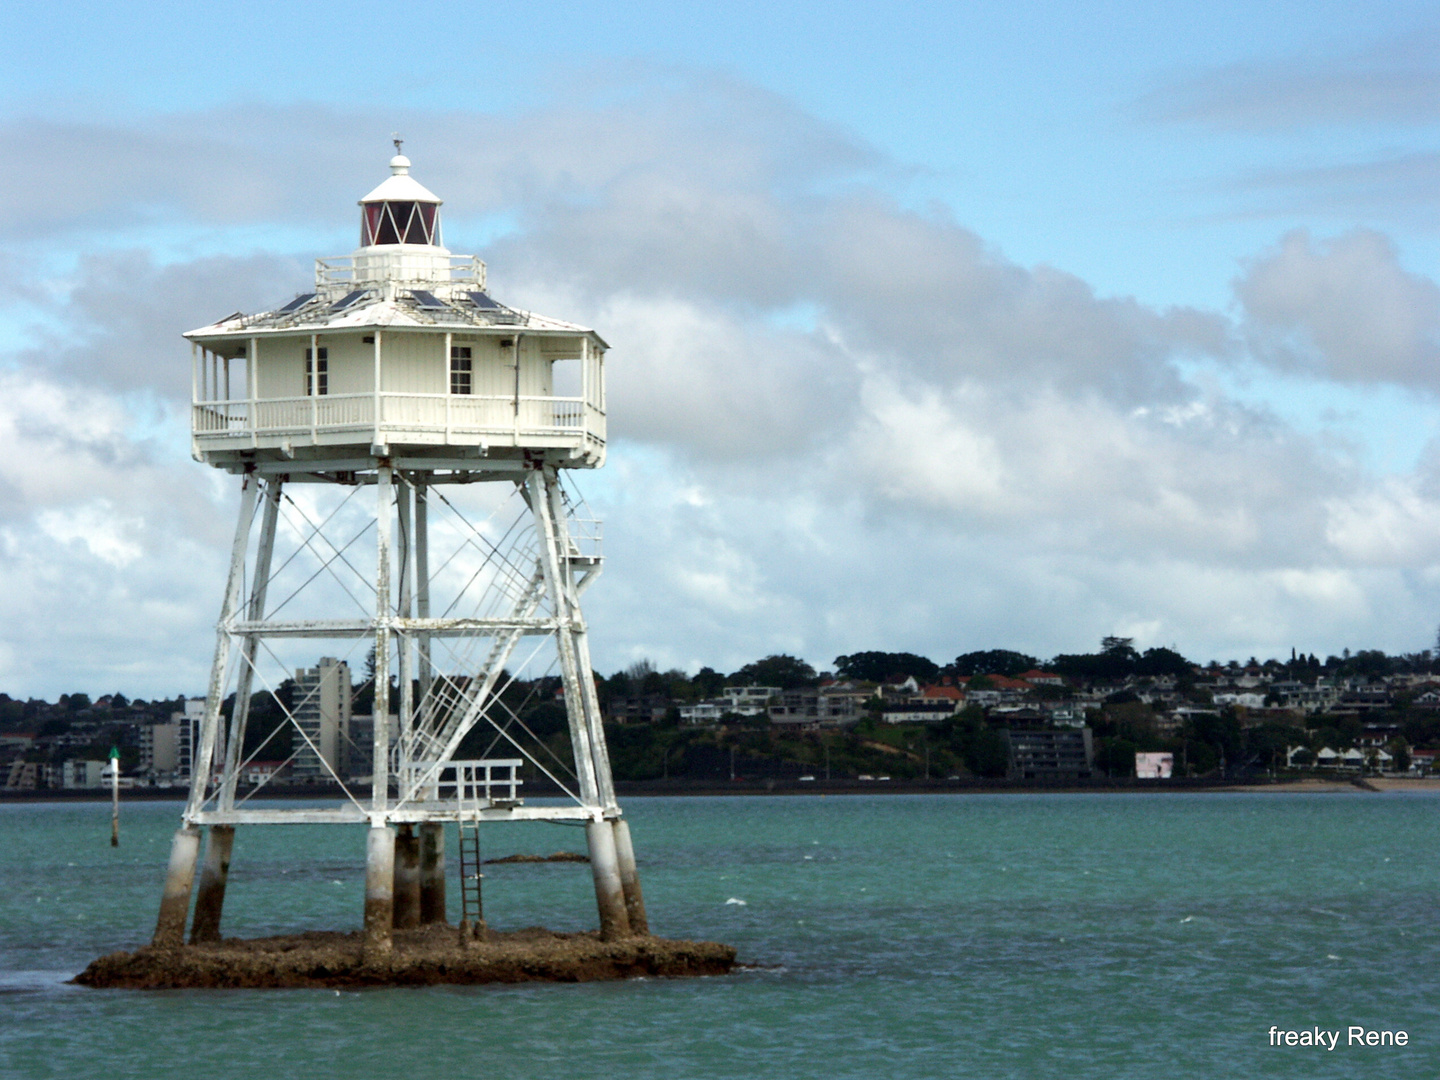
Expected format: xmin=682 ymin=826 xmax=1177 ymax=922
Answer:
xmin=6 ymin=776 xmax=1438 ymax=804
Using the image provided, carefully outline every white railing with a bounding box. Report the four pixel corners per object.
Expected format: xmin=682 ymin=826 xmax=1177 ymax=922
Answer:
xmin=401 ymin=759 xmax=523 ymax=807
xmin=566 ymin=511 xmax=603 ymax=561
xmin=315 ymin=254 xmax=486 ymax=291
xmin=193 ymin=392 xmax=605 ymax=443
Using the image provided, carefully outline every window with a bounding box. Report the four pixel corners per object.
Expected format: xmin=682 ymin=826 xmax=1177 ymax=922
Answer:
xmin=362 ymin=201 xmax=439 ymax=246
xmin=450 ymin=346 xmax=472 ymax=395
xmin=305 ymin=347 xmax=328 ymax=396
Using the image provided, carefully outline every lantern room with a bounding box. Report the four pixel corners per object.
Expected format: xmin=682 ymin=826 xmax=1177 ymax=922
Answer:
xmin=186 ymin=152 xmax=607 ymax=472
xmin=359 ymin=153 xmax=443 ymax=247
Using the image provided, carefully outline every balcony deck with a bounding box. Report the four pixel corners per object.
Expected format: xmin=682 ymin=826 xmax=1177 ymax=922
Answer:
xmin=192 ymin=391 xmax=606 ymax=467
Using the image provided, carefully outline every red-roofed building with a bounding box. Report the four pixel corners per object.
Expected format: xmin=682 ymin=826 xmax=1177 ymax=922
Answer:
xmin=920 ymin=684 xmax=964 ymax=703
xmin=1019 ymin=669 xmax=1063 ymax=687
xmin=989 ymin=675 xmax=1032 ymax=692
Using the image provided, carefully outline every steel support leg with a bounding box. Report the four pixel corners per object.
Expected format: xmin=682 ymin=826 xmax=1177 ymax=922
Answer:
xmin=186 ymin=474 xmax=260 ymax=822
xmin=611 ymin=819 xmax=648 ymax=935
xmin=372 ymin=465 xmax=393 ymax=815
xmin=530 ymin=470 xmax=600 ymax=805
xmin=153 ymin=827 xmax=201 ymax=947
xmin=586 ymin=819 xmax=631 ymax=940
xmin=363 ymin=824 xmax=395 ymax=957
xmin=415 ymin=481 xmax=432 ymax=706
xmin=189 ymin=825 xmax=235 ymax=943
xmin=419 ymin=822 xmax=446 ymax=924
xmin=220 ymin=478 xmax=281 ymax=810
xmin=393 ymin=824 xmax=421 ymax=929
xmin=396 ymin=476 xmax=414 ymax=772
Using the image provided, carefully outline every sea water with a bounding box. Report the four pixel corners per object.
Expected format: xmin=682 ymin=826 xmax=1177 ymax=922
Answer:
xmin=1 ymin=792 xmax=1436 ymax=1079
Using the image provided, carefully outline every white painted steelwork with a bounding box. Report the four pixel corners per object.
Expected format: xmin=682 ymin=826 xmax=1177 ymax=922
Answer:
xmin=153 ymin=150 xmax=641 ymax=950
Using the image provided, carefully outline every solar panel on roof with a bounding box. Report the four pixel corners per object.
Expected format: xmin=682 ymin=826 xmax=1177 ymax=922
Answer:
xmin=277 ymin=292 xmax=317 ymax=313
xmin=408 ymin=290 xmax=449 ymax=309
xmin=331 ymin=289 xmax=369 ymax=311
xmin=465 ymin=291 xmax=503 ymax=310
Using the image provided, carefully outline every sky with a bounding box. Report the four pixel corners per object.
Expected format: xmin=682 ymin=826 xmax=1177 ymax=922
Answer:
xmin=2 ymin=1 xmax=1440 ymax=697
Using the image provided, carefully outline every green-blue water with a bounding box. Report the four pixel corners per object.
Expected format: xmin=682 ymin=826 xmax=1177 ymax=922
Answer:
xmin=1 ymin=793 xmax=1435 ymax=1079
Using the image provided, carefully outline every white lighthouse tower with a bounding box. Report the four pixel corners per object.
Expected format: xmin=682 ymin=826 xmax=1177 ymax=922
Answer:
xmin=153 ymin=145 xmax=646 ymax=955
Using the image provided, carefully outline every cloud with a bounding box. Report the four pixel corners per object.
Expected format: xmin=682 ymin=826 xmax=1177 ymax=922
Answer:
xmin=1235 ymin=229 xmax=1440 ymax=389
xmin=1324 ymin=478 xmax=1440 ymax=566
xmin=0 ymin=75 xmax=878 ymax=245
xmin=805 ymin=197 xmax=1230 ymax=403
xmin=6 ymin=78 xmax=1440 ymax=693
xmin=1137 ymin=30 xmax=1440 ymax=131
xmin=16 ymin=249 xmax=309 ymax=398
xmin=1225 ymin=151 xmax=1440 ymax=223
xmin=0 ymin=369 xmax=230 ymax=693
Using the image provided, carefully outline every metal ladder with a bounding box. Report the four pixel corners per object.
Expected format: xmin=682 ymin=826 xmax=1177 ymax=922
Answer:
xmin=457 ymin=822 xmax=484 ymax=933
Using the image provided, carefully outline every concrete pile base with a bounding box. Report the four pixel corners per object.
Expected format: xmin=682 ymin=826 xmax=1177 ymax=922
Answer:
xmin=74 ymin=925 xmax=736 ymax=989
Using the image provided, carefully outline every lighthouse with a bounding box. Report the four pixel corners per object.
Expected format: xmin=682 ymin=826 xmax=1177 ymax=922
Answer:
xmin=154 ymin=145 xmax=645 ymax=955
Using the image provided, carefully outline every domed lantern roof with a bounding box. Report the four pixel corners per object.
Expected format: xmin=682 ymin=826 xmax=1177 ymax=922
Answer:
xmin=358 ymin=141 xmax=443 ymax=247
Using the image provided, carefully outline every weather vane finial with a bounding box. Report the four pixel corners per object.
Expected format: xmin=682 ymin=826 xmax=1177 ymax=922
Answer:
xmin=393 ymin=133 xmax=404 ymax=155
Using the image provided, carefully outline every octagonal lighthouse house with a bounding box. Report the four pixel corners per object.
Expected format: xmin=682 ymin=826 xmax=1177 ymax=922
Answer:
xmin=157 ymin=151 xmax=645 ymax=958
xmin=189 ymin=152 xmax=605 ymax=469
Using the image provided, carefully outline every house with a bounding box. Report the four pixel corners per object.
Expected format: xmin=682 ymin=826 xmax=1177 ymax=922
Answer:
xmin=1213 ymin=692 xmax=1267 ymax=709
xmin=5 ymin=760 xmax=40 ymax=789
xmin=62 ymin=759 xmax=108 ymax=789
xmin=817 ymin=685 xmax=869 ymax=725
xmin=678 ymin=701 xmax=726 ymax=726
xmin=1018 ymin=669 xmax=1064 ymax=687
xmin=721 ymin=687 xmax=779 ymax=715
xmin=1044 ymin=703 xmax=1088 ymax=728
xmin=1001 ymin=727 xmax=1094 ymax=780
xmin=1358 ymin=722 xmax=1401 ymax=748
xmin=983 ymin=675 xmax=1034 ymax=696
xmin=243 ymin=761 xmax=289 ymax=786
xmin=769 ymin=686 xmax=865 ymax=728
xmin=1135 ymin=752 xmax=1173 ymax=779
xmin=606 ymin=695 xmax=670 ymax=724
xmin=879 ymin=702 xmax=958 ymax=724
xmin=879 ymin=676 xmax=922 ymax=699
xmin=920 ymin=684 xmax=965 ymax=704
xmin=1413 ymin=688 xmax=1440 ymax=709
xmin=1337 ymin=684 xmax=1391 ymax=711
xmin=0 ymin=733 xmax=34 ymax=755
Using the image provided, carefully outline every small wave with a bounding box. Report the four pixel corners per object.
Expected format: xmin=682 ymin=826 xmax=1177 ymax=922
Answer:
xmin=725 ymin=897 xmax=747 ymax=906
xmin=0 ymin=970 xmax=82 ymax=994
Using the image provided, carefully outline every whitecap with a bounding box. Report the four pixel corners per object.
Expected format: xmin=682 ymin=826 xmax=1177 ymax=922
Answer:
xmin=724 ymin=897 xmax=747 ymax=906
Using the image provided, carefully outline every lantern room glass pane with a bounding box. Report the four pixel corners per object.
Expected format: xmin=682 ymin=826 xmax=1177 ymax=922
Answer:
xmin=362 ymin=201 xmax=438 ymax=246
xmin=362 ymin=204 xmax=383 ymax=246
xmin=401 ymin=202 xmax=428 ymax=244
xmin=373 ymin=203 xmax=403 ymax=245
